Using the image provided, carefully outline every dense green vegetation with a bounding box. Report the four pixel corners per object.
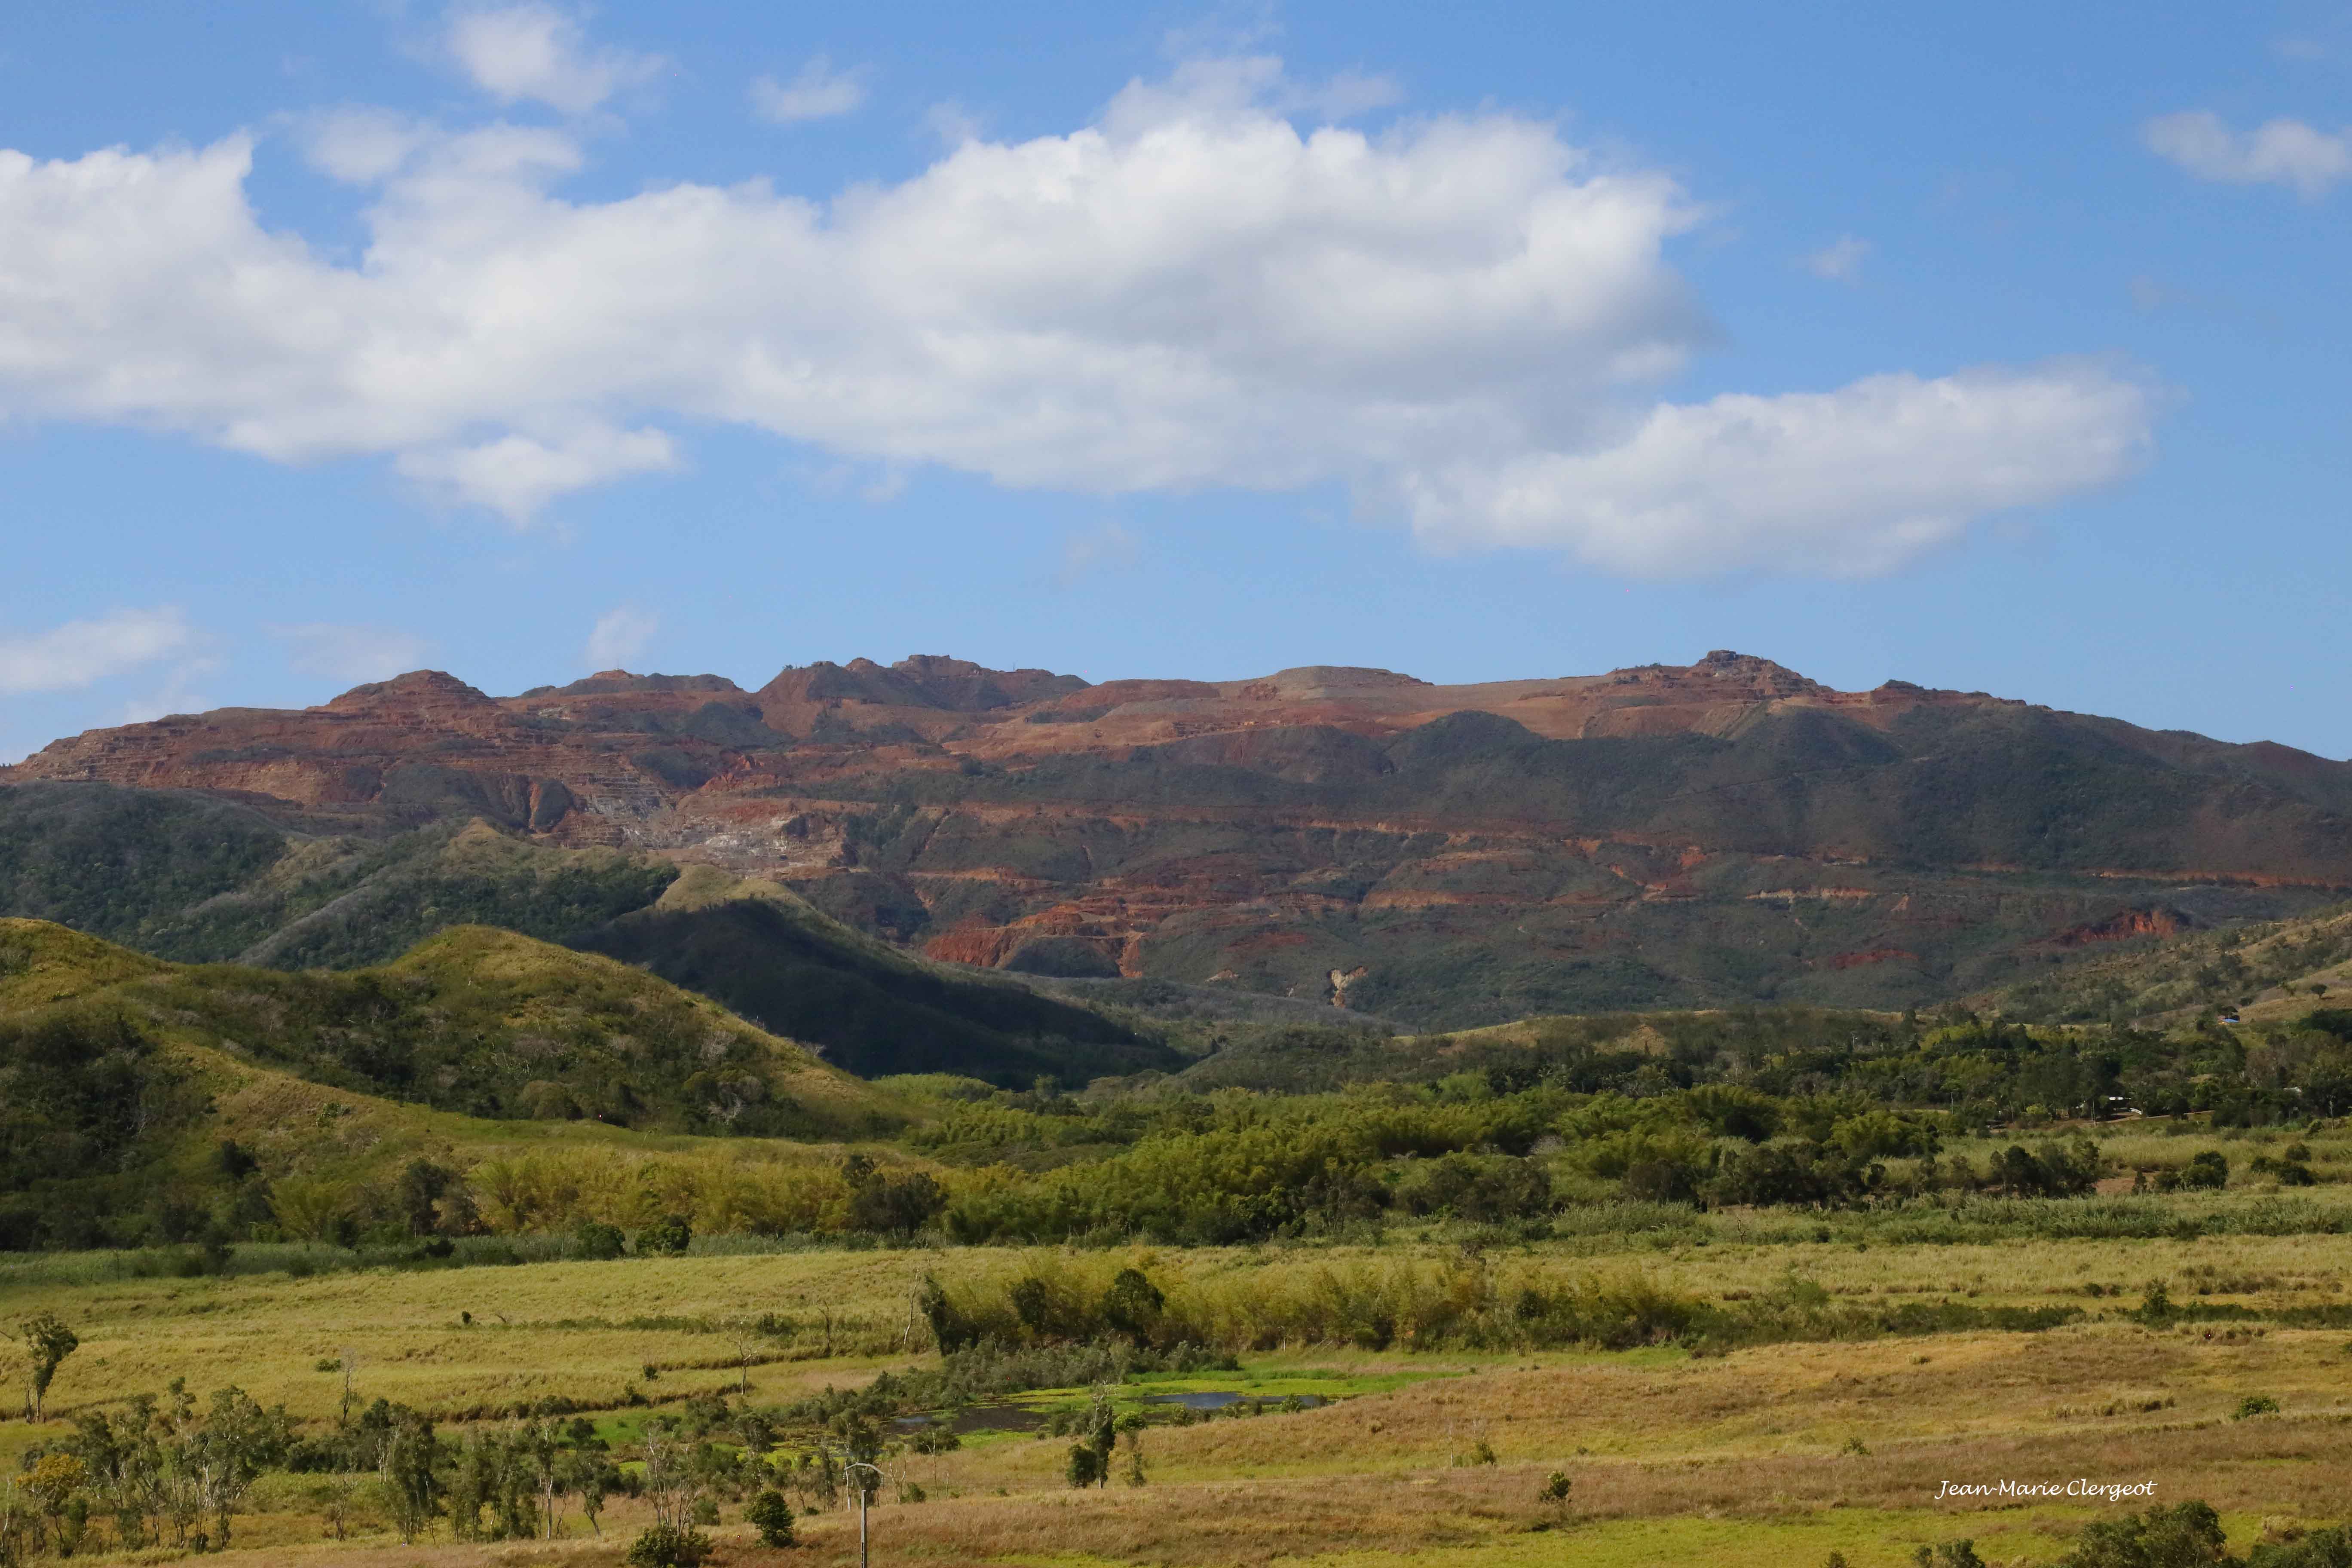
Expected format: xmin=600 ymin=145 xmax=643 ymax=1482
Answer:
xmin=1989 ymin=903 xmax=2352 ymax=1025
xmin=0 ymin=917 xmax=915 ymax=1250
xmin=574 ymin=871 xmax=1173 ymax=1083
xmin=17 ymin=906 xmax=2352 ymax=1256
xmin=0 ymin=787 xmax=1168 ymax=1086
xmin=0 ymin=784 xmax=291 ymax=955
xmin=0 ymin=1005 xmax=206 ymax=1251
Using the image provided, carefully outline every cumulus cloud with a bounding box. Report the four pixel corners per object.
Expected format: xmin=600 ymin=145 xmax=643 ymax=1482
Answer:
xmin=0 ymin=608 xmax=196 ymax=695
xmin=272 ymin=622 xmax=435 ymax=683
xmin=445 ymin=3 xmax=663 ymax=114
xmin=749 ymin=56 xmax=867 ymax=123
xmin=397 ymin=425 xmax=679 ymax=520
xmin=1802 ymin=235 xmax=1870 ymax=282
xmin=1405 ymin=363 xmax=2153 ymax=577
xmin=0 ymin=51 xmax=2154 ymax=571
xmin=2144 ymin=110 xmax=2352 ymax=198
xmin=585 ymin=606 xmax=657 ymax=669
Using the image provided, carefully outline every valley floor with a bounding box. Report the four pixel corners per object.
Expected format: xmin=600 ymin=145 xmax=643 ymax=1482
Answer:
xmin=7 ymin=1212 xmax=2351 ymax=1567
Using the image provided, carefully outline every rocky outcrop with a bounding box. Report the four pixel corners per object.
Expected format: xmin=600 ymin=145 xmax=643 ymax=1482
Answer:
xmin=2047 ymin=907 xmax=2193 ymax=947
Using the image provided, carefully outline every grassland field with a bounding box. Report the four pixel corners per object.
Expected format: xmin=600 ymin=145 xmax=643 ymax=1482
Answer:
xmin=6 ymin=1119 xmax=2352 ymax=1568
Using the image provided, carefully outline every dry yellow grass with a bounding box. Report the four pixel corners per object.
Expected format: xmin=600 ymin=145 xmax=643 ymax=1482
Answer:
xmin=11 ymin=1229 xmax=2352 ymax=1566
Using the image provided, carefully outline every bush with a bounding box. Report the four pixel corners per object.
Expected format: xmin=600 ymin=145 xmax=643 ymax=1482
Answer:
xmin=1913 ymin=1543 xmax=1984 ymax=1568
xmin=2248 ymin=1525 xmax=2352 ymax=1567
xmin=2159 ymin=1152 xmax=2230 ymax=1192
xmin=626 ymin=1523 xmax=715 ymax=1567
xmin=1708 ymin=1140 xmax=1881 ymax=1209
xmin=635 ymin=1215 xmax=692 ymax=1256
xmin=572 ymin=1219 xmax=626 ymax=1261
xmin=1066 ymin=1443 xmax=1102 ymax=1488
xmin=2057 ymin=1500 xmax=2227 ymax=1567
xmin=2234 ymin=1393 xmax=2281 ymax=1419
xmin=748 ymin=1495 xmax=795 ymax=1551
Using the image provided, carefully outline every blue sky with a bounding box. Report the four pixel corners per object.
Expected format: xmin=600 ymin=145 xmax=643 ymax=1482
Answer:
xmin=1 ymin=1 xmax=2347 ymax=763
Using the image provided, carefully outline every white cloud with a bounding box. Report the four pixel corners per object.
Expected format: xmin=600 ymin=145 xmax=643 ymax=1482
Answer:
xmin=585 ymin=606 xmax=657 ymax=669
xmin=0 ymin=608 xmax=196 ymax=695
xmin=1403 ymin=362 xmax=2153 ymax=577
xmin=120 ymin=659 xmax=220 ymax=725
xmin=922 ymin=99 xmax=983 ymax=148
xmin=445 ymin=3 xmax=662 ymax=115
xmin=1283 ymin=69 xmax=1403 ymax=122
xmin=0 ymin=58 xmax=2155 ymax=572
xmin=749 ymin=56 xmax=867 ymax=124
xmin=2144 ymin=110 xmax=2352 ymax=198
xmin=1802 ymin=235 xmax=1870 ymax=282
xmin=396 ymin=425 xmax=679 ymax=520
xmin=305 ymin=107 xmax=435 ymax=184
xmin=272 ymin=622 xmax=435 ymax=683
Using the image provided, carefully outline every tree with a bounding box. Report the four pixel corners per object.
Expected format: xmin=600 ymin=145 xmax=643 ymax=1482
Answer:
xmin=523 ymin=1421 xmax=568 ymax=1540
xmin=573 ymin=1218 xmax=627 ymax=1260
xmin=635 ymin=1215 xmax=693 ymax=1257
xmin=1100 ymin=1269 xmax=1166 ymax=1342
xmin=1121 ymin=1427 xmax=1147 ymax=1487
xmin=1063 ymin=1389 xmax=1117 ymax=1489
xmin=395 ymin=1158 xmax=456 ymax=1236
xmin=746 ymin=1488 xmax=796 ymax=1547
xmin=16 ymin=1314 xmax=79 ymax=1422
xmin=1063 ymin=1443 xmax=1102 ymax=1489
xmin=379 ymin=1409 xmax=441 ymax=1545
xmin=563 ymin=1450 xmax=616 ymax=1537
xmin=2056 ymin=1501 xmax=2229 ymax=1568
xmin=21 ymin=1454 xmax=86 ymax=1531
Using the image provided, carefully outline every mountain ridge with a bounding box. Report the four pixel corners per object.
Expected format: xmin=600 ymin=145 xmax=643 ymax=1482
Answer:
xmin=9 ymin=649 xmax=2350 ymax=1026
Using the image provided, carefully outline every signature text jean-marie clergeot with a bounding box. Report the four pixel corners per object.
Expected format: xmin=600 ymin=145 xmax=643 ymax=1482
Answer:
xmin=1938 ymin=1480 xmax=2158 ymax=1502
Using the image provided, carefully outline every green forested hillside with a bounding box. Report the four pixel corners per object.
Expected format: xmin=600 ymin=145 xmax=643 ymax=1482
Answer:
xmin=1983 ymin=901 xmax=2352 ymax=1025
xmin=0 ymin=916 xmax=918 ymax=1247
xmin=0 ymin=784 xmax=1172 ymax=1086
xmin=576 ymin=866 xmax=1178 ymax=1081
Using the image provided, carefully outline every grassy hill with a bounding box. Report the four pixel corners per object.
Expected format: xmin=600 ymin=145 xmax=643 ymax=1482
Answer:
xmin=0 ymin=916 xmax=921 ymax=1248
xmin=0 ymin=783 xmax=1177 ymax=1086
xmin=575 ymin=865 xmax=1181 ymax=1081
xmin=1982 ymin=899 xmax=2352 ymax=1026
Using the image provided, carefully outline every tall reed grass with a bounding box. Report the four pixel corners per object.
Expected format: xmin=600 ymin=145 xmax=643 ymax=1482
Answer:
xmin=922 ymin=1254 xmax=2079 ymax=1357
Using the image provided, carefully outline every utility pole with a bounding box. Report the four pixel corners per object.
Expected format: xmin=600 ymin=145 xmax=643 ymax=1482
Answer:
xmin=845 ymin=1462 xmax=882 ymax=1568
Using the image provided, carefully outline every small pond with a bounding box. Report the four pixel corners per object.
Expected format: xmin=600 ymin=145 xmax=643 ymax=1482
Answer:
xmin=1142 ymin=1391 xmax=1329 ymax=1412
xmin=892 ymin=1390 xmax=1330 ymax=1437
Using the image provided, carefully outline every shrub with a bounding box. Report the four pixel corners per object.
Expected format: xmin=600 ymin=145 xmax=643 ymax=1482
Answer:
xmin=1101 ymin=1268 xmax=1166 ymax=1341
xmin=627 ymin=1523 xmax=715 ymax=1567
xmin=2159 ymin=1152 xmax=2230 ymax=1193
xmin=2247 ymin=1524 xmax=2352 ymax=1567
xmin=1065 ymin=1443 xmax=1102 ymax=1488
xmin=2056 ymin=1500 xmax=2228 ymax=1568
xmin=572 ymin=1219 xmax=626 ymax=1261
xmin=1914 ymin=1544 xmax=1984 ymax=1568
xmin=635 ymin=1215 xmax=692 ymax=1256
xmin=2234 ymin=1394 xmax=2281 ymax=1419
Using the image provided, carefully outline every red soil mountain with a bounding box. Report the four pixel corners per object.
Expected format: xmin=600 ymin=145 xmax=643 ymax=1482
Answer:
xmin=12 ymin=651 xmax=2351 ymax=1024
